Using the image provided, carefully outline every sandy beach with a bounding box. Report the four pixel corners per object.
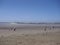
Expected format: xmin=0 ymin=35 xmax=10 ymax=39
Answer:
xmin=0 ymin=24 xmax=60 ymax=45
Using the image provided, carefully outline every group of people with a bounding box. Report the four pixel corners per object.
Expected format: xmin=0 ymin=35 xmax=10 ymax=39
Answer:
xmin=44 ymin=26 xmax=55 ymax=31
xmin=9 ymin=27 xmax=16 ymax=31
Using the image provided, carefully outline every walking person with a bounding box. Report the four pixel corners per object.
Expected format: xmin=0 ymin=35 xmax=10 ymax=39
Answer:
xmin=13 ymin=27 xmax=16 ymax=31
xmin=44 ymin=28 xmax=46 ymax=31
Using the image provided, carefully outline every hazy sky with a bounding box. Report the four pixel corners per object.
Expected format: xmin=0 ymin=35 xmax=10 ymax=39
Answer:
xmin=0 ymin=0 xmax=60 ymax=22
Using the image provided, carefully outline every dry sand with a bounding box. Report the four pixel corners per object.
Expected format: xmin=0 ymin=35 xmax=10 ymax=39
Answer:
xmin=0 ymin=24 xmax=60 ymax=45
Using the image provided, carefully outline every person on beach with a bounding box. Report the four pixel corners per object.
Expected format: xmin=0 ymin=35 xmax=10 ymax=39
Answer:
xmin=13 ymin=27 xmax=16 ymax=31
xmin=44 ymin=28 xmax=46 ymax=31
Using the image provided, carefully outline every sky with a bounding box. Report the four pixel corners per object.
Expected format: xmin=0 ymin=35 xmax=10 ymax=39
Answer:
xmin=0 ymin=0 xmax=60 ymax=22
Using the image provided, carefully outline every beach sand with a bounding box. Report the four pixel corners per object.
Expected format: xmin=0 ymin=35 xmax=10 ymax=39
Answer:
xmin=0 ymin=24 xmax=60 ymax=45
